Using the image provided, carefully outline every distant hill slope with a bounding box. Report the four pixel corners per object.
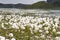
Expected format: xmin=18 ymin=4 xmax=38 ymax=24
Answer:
xmin=25 ymin=1 xmax=60 ymax=9
xmin=0 ymin=3 xmax=30 ymax=8
xmin=47 ymin=0 xmax=60 ymax=5
xmin=0 ymin=1 xmax=60 ymax=9
xmin=27 ymin=1 xmax=51 ymax=9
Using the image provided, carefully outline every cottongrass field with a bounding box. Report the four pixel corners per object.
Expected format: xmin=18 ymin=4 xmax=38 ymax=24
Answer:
xmin=0 ymin=15 xmax=60 ymax=40
xmin=0 ymin=9 xmax=60 ymax=40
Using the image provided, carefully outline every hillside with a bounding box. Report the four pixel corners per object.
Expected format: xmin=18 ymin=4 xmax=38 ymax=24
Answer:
xmin=0 ymin=1 xmax=60 ymax=9
xmin=47 ymin=0 xmax=60 ymax=6
xmin=0 ymin=3 xmax=30 ymax=8
xmin=25 ymin=1 xmax=60 ymax=9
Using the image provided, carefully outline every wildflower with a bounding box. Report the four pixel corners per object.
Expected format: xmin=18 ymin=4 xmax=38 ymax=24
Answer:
xmin=0 ymin=36 xmax=5 ymax=40
xmin=12 ymin=23 xmax=19 ymax=29
xmin=38 ymin=25 xmax=43 ymax=28
xmin=56 ymin=32 xmax=60 ymax=34
xmin=20 ymin=25 xmax=25 ymax=29
xmin=35 ymin=36 xmax=39 ymax=38
xmin=6 ymin=39 xmax=9 ymax=40
xmin=46 ymin=31 xmax=49 ymax=34
xmin=39 ymin=30 xmax=43 ymax=32
xmin=55 ymin=37 xmax=60 ymax=40
xmin=9 ymin=33 xmax=13 ymax=37
xmin=11 ymin=38 xmax=16 ymax=40
xmin=53 ymin=29 xmax=56 ymax=32
xmin=44 ymin=27 xmax=49 ymax=31
xmin=41 ymin=35 xmax=45 ymax=38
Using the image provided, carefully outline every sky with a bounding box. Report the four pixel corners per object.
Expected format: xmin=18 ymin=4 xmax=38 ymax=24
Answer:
xmin=0 ymin=0 xmax=46 ymax=4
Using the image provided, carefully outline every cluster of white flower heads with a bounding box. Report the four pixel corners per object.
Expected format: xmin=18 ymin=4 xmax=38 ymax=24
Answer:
xmin=0 ymin=15 xmax=60 ymax=40
xmin=0 ymin=36 xmax=15 ymax=40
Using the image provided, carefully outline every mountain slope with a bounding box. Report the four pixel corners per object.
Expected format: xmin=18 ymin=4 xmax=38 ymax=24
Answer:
xmin=0 ymin=3 xmax=30 ymax=8
xmin=25 ymin=1 xmax=60 ymax=9
xmin=0 ymin=1 xmax=60 ymax=9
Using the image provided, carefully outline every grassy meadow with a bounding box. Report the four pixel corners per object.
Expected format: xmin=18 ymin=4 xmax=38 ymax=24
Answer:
xmin=0 ymin=9 xmax=60 ymax=40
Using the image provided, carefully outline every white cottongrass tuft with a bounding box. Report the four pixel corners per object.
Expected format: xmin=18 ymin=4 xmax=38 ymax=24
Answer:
xmin=11 ymin=38 xmax=16 ymax=40
xmin=9 ymin=33 xmax=13 ymax=37
xmin=56 ymin=32 xmax=60 ymax=34
xmin=0 ymin=36 xmax=5 ymax=40
xmin=55 ymin=37 xmax=60 ymax=40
